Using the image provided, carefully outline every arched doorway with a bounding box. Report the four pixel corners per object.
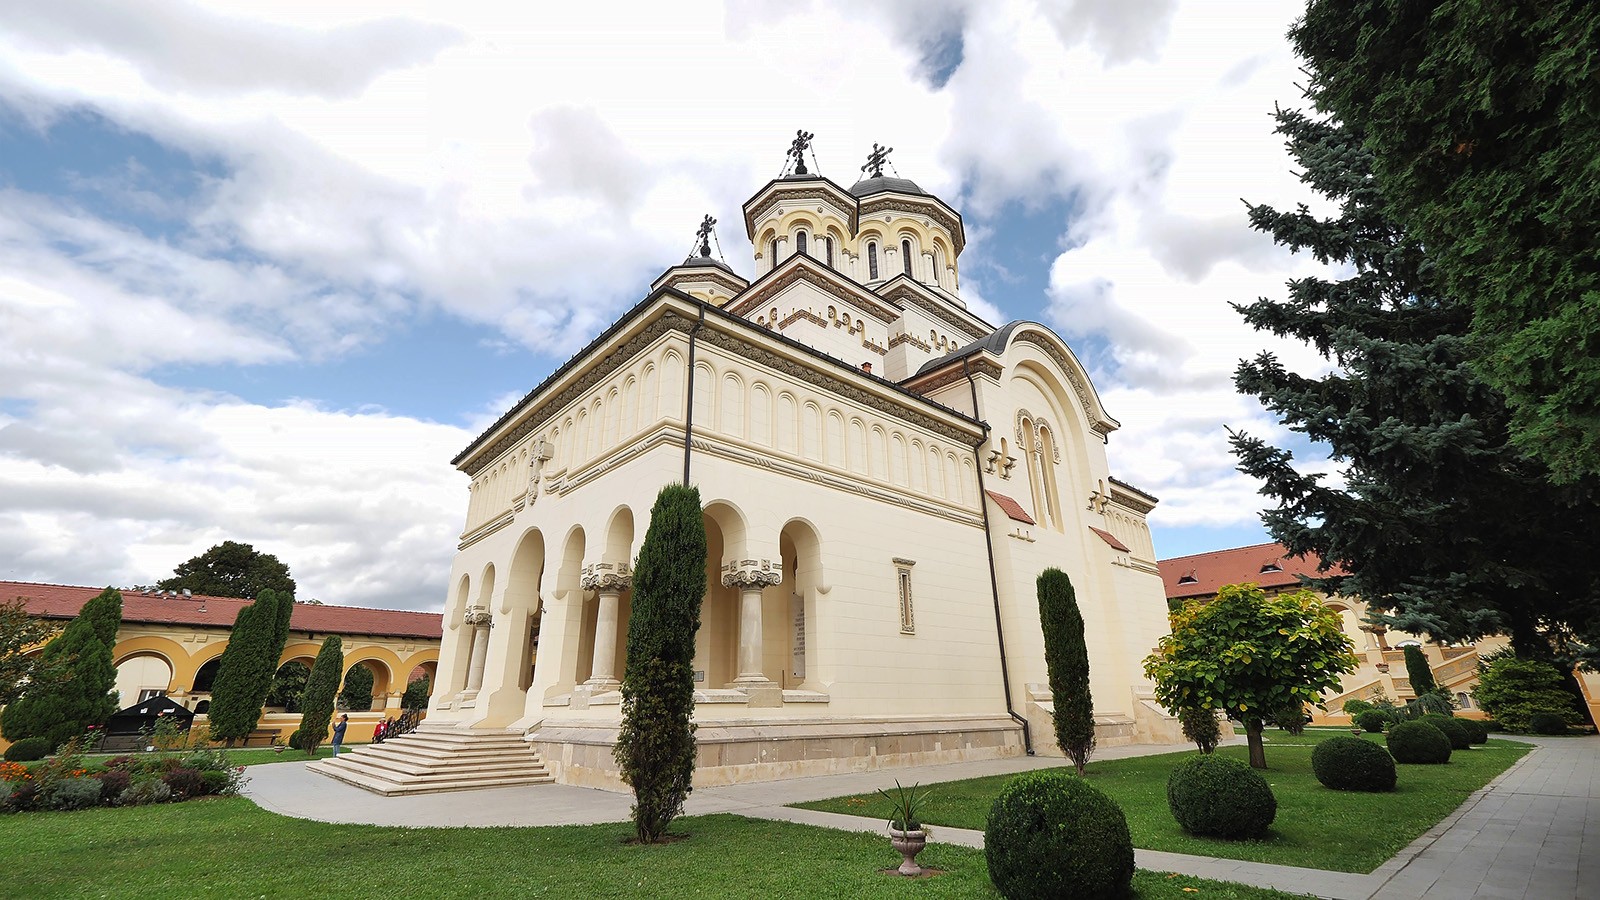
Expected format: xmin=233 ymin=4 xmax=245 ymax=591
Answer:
xmin=114 ymin=653 xmax=173 ymax=707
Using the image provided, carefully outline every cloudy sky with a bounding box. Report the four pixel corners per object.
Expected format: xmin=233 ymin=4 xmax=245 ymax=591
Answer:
xmin=0 ymin=0 xmax=1341 ymax=611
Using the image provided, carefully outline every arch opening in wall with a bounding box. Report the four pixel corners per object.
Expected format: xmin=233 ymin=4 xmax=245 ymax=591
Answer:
xmin=114 ymin=652 xmax=174 ymax=707
xmin=779 ymin=518 xmax=824 ymax=690
xmin=266 ymin=659 xmax=313 ymax=712
xmin=824 ymin=235 xmax=834 ymax=267
xmin=795 ymin=230 xmax=808 ymax=257
xmin=192 ymin=656 xmax=223 ymax=694
xmin=867 ymin=241 xmax=879 ymax=280
xmin=901 ymin=238 xmax=913 ymax=277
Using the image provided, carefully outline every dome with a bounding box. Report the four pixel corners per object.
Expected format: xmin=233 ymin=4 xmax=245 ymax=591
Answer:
xmin=849 ymin=175 xmax=927 ymax=198
xmin=679 ymin=252 xmax=737 ymax=275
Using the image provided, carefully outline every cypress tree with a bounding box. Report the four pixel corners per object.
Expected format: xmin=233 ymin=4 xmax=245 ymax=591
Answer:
xmin=297 ymin=636 xmax=343 ymax=754
xmin=1402 ymin=645 xmax=1437 ymax=698
xmin=613 ymin=483 xmax=706 ymax=843
xmin=339 ymin=663 xmax=375 ymax=712
xmin=0 ymin=587 xmax=121 ymax=748
xmin=206 ymin=590 xmax=288 ymax=745
xmin=401 ymin=676 xmax=431 ymax=711
xmin=1037 ymin=568 xmax=1094 ymax=775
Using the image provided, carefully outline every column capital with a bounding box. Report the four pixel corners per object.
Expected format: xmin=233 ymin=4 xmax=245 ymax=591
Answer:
xmin=580 ymin=562 xmax=633 ymax=592
xmin=721 ymin=559 xmax=782 ymax=589
xmin=463 ymin=606 xmax=493 ymax=627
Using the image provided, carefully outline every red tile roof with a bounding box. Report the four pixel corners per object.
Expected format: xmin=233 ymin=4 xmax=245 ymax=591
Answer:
xmin=1088 ymin=526 xmax=1131 ymax=552
xmin=984 ymin=490 xmax=1036 ymax=525
xmin=1 ymin=581 xmax=441 ymax=640
xmin=1156 ymin=542 xmax=1347 ymax=600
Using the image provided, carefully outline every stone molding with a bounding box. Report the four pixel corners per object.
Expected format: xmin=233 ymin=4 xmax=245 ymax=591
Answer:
xmin=731 ymin=261 xmax=901 ymax=323
xmin=463 ymin=607 xmax=493 ymax=628
xmin=580 ymin=563 xmax=633 ymax=593
xmin=1011 ymin=332 xmax=1118 ymax=436
xmin=721 ymin=559 xmax=783 ymax=589
xmin=877 ymin=281 xmax=989 ymax=341
xmin=857 ymin=195 xmax=965 ymax=254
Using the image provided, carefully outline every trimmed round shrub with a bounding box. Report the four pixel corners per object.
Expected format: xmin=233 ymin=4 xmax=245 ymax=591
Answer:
xmin=44 ymin=776 xmax=103 ymax=811
xmin=1355 ymin=710 xmax=1388 ymax=733
xmin=985 ymin=770 xmax=1134 ymax=899
xmin=287 ymin=728 xmax=304 ymax=751
xmin=97 ymin=768 xmax=132 ymax=804
xmin=3 ymin=737 xmax=50 ymax=762
xmin=1528 ymin=712 xmax=1568 ymax=735
xmin=1166 ymin=755 xmax=1277 ymax=839
xmin=1342 ymin=699 xmax=1375 ymax=717
xmin=1310 ymin=736 xmax=1397 ymax=792
xmin=1457 ymin=718 xmax=1489 ymax=745
xmin=1387 ymin=721 xmax=1452 ymax=764
xmin=1420 ymin=715 xmax=1472 ymax=750
xmin=162 ymin=767 xmax=205 ymax=801
xmin=200 ymin=770 xmax=231 ymax=796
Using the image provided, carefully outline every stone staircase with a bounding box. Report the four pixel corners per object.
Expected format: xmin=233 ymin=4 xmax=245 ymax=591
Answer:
xmin=308 ymin=723 xmax=554 ymax=796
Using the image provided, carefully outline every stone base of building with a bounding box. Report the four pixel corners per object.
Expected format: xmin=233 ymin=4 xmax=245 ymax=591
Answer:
xmin=1021 ymin=684 xmax=1187 ymax=756
xmin=527 ymin=713 xmax=1026 ymax=790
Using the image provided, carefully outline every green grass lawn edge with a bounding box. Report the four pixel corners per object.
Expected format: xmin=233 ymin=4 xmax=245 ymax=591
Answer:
xmin=0 ymin=797 xmax=1306 ymax=899
xmin=795 ymin=730 xmax=1530 ymax=874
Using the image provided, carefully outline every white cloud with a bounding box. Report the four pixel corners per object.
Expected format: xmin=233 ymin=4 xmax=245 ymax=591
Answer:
xmin=0 ymin=0 xmax=1347 ymax=605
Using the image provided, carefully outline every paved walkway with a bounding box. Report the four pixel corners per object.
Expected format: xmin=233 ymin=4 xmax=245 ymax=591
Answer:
xmin=243 ymin=733 xmax=1598 ymax=900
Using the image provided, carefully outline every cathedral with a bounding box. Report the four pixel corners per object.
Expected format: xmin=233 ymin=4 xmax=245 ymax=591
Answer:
xmin=399 ymin=138 xmax=1181 ymax=789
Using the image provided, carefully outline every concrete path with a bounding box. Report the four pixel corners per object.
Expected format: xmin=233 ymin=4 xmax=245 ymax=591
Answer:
xmin=242 ymin=734 xmax=1598 ymax=900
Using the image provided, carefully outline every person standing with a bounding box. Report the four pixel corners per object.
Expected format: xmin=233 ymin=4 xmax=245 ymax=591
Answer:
xmin=331 ymin=713 xmax=349 ymax=757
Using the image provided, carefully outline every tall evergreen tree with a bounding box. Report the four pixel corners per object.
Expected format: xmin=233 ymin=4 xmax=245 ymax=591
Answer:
xmin=1402 ymin=645 xmax=1438 ymax=698
xmin=159 ymin=541 xmax=297 ymax=599
xmin=1037 ymin=568 xmax=1094 ymax=775
xmin=1229 ymin=108 xmax=1600 ymax=660
xmin=613 ymin=483 xmax=706 ymax=843
xmin=1292 ymin=1 xmax=1600 ymax=482
xmin=0 ymin=587 xmax=121 ymax=748
xmin=206 ymin=589 xmax=293 ymax=745
xmin=297 ymin=636 xmax=344 ymax=754
xmin=1 ymin=598 xmax=65 ymax=708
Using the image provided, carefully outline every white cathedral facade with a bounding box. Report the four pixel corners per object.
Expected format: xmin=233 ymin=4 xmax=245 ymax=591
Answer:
xmin=424 ymin=144 xmax=1182 ymax=788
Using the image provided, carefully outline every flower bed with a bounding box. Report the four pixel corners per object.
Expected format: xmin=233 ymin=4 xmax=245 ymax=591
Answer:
xmin=1 ymin=735 xmax=247 ymax=814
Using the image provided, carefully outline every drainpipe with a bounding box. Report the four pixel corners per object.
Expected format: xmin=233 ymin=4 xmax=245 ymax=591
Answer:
xmin=682 ymin=304 xmax=707 ymax=485
xmin=965 ymin=357 xmax=1034 ymax=755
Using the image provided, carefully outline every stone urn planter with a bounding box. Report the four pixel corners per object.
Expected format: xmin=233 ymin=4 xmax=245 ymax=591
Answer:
xmin=877 ymin=780 xmax=932 ymax=876
xmin=888 ymin=825 xmax=928 ymax=876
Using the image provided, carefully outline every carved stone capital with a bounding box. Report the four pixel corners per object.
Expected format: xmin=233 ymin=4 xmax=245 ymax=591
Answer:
xmin=721 ymin=558 xmax=782 ymax=590
xmin=581 ymin=562 xmax=634 ymax=593
xmin=463 ymin=607 xmax=493 ymax=628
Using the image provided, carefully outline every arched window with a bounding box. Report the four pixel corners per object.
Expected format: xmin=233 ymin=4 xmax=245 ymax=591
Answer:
xmin=902 ymin=239 xmax=914 ymax=277
xmin=770 ymin=237 xmax=780 ymax=267
xmin=825 ymin=236 xmax=834 ymax=267
xmin=796 ymin=231 xmax=808 ymax=256
xmin=867 ymin=242 xmax=879 ymax=280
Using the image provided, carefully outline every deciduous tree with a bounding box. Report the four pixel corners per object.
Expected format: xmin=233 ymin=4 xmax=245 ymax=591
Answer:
xmin=339 ymin=663 xmax=374 ymax=712
xmin=1293 ymin=1 xmax=1600 ymax=482
xmin=1144 ymin=585 xmax=1355 ymax=768
xmin=1037 ymin=568 xmax=1094 ymax=774
xmin=0 ymin=598 xmax=63 ymax=707
xmin=159 ymin=541 xmax=296 ymax=600
xmin=613 ymin=483 xmax=706 ymax=843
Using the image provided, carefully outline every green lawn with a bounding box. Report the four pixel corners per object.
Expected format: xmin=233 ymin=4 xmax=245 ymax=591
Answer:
xmin=796 ymin=731 xmax=1530 ymax=873
xmin=0 ymin=798 xmax=1303 ymax=899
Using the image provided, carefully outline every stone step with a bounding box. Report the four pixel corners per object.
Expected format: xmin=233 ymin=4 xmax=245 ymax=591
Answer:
xmin=384 ymin=734 xmax=528 ymax=751
xmin=309 ymin=760 xmax=555 ymax=796
xmin=332 ymin=750 xmax=549 ymax=779
xmin=358 ymin=743 xmax=534 ymax=765
xmin=320 ymin=755 xmax=550 ymax=784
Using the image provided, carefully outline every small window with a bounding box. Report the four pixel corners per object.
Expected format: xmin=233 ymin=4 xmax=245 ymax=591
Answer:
xmin=796 ymin=231 xmax=808 ymax=256
xmin=1259 ymin=561 xmax=1283 ymax=573
xmin=894 ymin=558 xmax=916 ymax=634
xmin=868 ymin=242 xmax=879 ymax=280
xmin=902 ymin=239 xmax=913 ymax=276
xmin=1177 ymin=573 xmax=1199 ymax=585
xmin=137 ymin=689 xmax=166 ymax=702
xmin=825 ymin=236 xmax=834 ymax=267
xmin=1456 ymin=692 xmax=1473 ymax=709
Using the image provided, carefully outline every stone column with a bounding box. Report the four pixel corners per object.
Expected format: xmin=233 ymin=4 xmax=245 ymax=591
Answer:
xmin=580 ymin=563 xmax=632 ymax=689
xmin=722 ymin=560 xmax=782 ymax=686
xmin=462 ymin=607 xmax=493 ymax=698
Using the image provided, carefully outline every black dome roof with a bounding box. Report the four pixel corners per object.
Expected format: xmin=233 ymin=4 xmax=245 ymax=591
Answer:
xmin=679 ymin=253 xmax=737 ymax=275
xmin=849 ymin=175 xmax=926 ymax=197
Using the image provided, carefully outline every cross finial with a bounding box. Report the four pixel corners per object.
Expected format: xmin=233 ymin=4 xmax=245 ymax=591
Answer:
xmin=861 ymin=143 xmax=893 ymax=178
xmin=787 ymin=129 xmax=815 ymax=175
xmin=695 ymin=214 xmax=716 ymax=257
